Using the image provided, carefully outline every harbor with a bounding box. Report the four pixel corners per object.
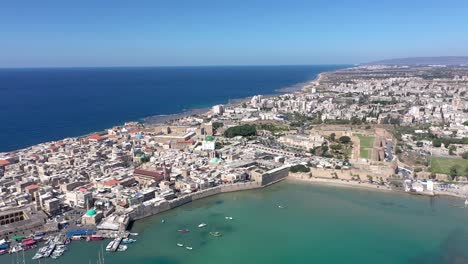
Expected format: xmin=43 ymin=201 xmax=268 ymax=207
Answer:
xmin=1 ymin=182 xmax=468 ymax=263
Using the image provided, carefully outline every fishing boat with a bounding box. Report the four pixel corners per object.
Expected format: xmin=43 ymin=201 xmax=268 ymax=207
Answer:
xmin=198 ymin=223 xmax=207 ymax=228
xmin=177 ymin=243 xmax=184 ymax=247
xmin=185 ymin=246 xmax=193 ymax=250
xmin=178 ymin=229 xmax=190 ymax=233
xmin=210 ymin=232 xmax=222 ymax=237
xmin=121 ymin=238 xmax=136 ymax=244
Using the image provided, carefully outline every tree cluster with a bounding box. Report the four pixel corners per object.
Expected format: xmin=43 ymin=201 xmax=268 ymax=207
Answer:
xmin=224 ymin=124 xmax=257 ymax=138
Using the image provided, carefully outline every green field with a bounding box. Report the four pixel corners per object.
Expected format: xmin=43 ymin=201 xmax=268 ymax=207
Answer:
xmin=431 ymin=157 xmax=468 ymax=175
xmin=354 ymin=133 xmax=375 ymax=159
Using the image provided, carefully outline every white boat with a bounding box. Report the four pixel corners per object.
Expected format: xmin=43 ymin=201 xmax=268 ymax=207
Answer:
xmin=10 ymin=245 xmax=23 ymax=254
xmin=177 ymin=243 xmax=184 ymax=247
xmin=185 ymin=246 xmax=193 ymax=250
xmin=465 ymin=199 xmax=468 ymax=206
xmin=51 ymin=246 xmax=66 ymax=259
xmin=225 ymin=216 xmax=233 ymax=220
xmin=105 ymin=241 xmax=115 ymax=252
xmin=117 ymin=245 xmax=127 ymax=252
xmin=129 ymin=232 xmax=139 ymax=236
xmin=198 ymin=223 xmax=207 ymax=228
xmin=32 ymin=253 xmax=43 ymax=260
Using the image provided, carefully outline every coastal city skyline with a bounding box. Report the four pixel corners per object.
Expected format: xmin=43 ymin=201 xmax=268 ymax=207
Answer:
xmin=2 ymin=0 xmax=468 ymax=67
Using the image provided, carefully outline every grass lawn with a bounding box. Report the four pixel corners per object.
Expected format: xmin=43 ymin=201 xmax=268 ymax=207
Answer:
xmin=431 ymin=157 xmax=468 ymax=174
xmin=354 ymin=133 xmax=375 ymax=159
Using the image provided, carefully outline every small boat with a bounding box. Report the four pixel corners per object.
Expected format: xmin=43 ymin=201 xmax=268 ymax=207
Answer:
xmin=105 ymin=241 xmax=115 ymax=252
xmin=465 ymin=199 xmax=468 ymax=207
xmin=210 ymin=232 xmax=222 ymax=237
xmin=87 ymin=235 xmax=105 ymax=241
xmin=178 ymin=229 xmax=190 ymax=233
xmin=161 ymin=219 xmax=165 ymax=223
xmin=129 ymin=233 xmax=139 ymax=236
xmin=278 ymin=205 xmax=285 ymax=209
xmin=0 ymin=249 xmax=7 ymax=255
xmin=51 ymin=245 xmax=67 ymax=259
xmin=177 ymin=243 xmax=184 ymax=247
xmin=225 ymin=216 xmax=233 ymax=220
xmin=10 ymin=245 xmax=23 ymax=253
xmin=198 ymin=223 xmax=207 ymax=228
xmin=185 ymin=246 xmax=193 ymax=250
xmin=117 ymin=245 xmax=128 ymax=252
xmin=121 ymin=238 xmax=136 ymax=244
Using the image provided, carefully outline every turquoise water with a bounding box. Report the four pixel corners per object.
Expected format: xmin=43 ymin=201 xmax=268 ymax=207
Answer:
xmin=5 ymin=182 xmax=468 ymax=264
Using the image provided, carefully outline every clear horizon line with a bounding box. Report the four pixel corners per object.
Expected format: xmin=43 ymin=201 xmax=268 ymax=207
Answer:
xmin=0 ymin=63 xmax=356 ymax=70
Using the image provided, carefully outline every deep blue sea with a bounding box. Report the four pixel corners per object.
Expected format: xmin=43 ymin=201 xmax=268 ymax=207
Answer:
xmin=0 ymin=65 xmax=347 ymax=152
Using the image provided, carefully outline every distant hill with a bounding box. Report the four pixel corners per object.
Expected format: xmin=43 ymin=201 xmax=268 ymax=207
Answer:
xmin=367 ymin=56 xmax=468 ymax=66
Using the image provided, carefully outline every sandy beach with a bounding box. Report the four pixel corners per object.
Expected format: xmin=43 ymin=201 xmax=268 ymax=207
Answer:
xmin=287 ymin=175 xmax=395 ymax=193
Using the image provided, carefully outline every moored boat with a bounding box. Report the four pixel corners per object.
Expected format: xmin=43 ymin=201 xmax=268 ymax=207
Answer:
xmin=87 ymin=235 xmax=105 ymax=241
xmin=0 ymin=241 xmax=9 ymax=250
xmin=105 ymin=241 xmax=115 ymax=252
xmin=121 ymin=238 xmax=136 ymax=244
xmin=71 ymin=235 xmax=82 ymax=241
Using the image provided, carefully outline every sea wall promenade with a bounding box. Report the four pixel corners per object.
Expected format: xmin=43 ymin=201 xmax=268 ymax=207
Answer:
xmin=128 ymin=181 xmax=264 ymax=221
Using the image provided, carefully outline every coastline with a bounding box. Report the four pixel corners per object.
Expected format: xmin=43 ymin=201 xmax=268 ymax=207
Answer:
xmin=0 ymin=68 xmax=334 ymax=154
xmin=142 ymin=69 xmax=329 ymax=126
xmin=142 ymin=77 xmax=323 ymax=126
xmin=286 ymin=176 xmax=395 ymax=193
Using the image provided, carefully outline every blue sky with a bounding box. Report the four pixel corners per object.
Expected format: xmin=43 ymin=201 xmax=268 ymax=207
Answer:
xmin=1 ymin=0 xmax=468 ymax=67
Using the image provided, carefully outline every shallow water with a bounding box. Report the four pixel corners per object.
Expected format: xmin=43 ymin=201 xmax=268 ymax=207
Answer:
xmin=5 ymin=181 xmax=468 ymax=264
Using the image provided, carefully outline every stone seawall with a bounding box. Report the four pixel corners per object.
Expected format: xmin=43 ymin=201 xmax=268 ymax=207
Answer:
xmin=130 ymin=182 xmax=262 ymax=221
